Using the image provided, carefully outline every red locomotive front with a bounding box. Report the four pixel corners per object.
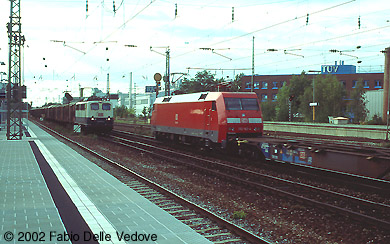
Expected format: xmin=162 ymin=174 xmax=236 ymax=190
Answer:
xmin=151 ymin=92 xmax=263 ymax=148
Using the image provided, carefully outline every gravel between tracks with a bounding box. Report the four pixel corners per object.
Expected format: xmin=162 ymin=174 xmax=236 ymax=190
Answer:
xmin=41 ymin=122 xmax=389 ymax=244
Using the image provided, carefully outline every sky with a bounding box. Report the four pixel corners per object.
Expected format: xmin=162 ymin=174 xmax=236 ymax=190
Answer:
xmin=0 ymin=0 xmax=389 ymax=106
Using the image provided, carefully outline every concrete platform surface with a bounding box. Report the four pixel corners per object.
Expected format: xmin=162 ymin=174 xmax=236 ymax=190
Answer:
xmin=0 ymin=121 xmax=212 ymax=244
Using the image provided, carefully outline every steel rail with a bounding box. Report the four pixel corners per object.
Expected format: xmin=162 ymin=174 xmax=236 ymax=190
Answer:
xmin=109 ymin=133 xmax=390 ymax=231
xmin=113 ymin=124 xmax=390 ymax=186
xmin=113 ymin=130 xmax=390 ymax=195
xmin=111 ymin=132 xmax=390 ymax=209
xmin=114 ymin=122 xmax=390 ymax=157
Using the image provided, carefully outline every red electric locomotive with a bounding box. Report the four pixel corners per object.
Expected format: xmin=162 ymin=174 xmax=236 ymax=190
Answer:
xmin=150 ymin=92 xmax=263 ymax=149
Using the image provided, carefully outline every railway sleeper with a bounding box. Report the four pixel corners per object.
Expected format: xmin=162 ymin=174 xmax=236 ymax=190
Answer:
xmin=180 ymin=217 xmax=204 ymax=222
xmin=196 ymin=227 xmax=221 ymax=233
xmin=139 ymin=192 xmax=161 ymax=197
xmin=175 ymin=213 xmax=198 ymax=219
xmin=155 ymin=201 xmax=177 ymax=207
xmin=130 ymin=186 xmax=151 ymax=191
xmin=167 ymin=209 xmax=192 ymax=214
xmin=187 ymin=223 xmax=203 ymax=228
xmin=213 ymin=238 xmax=243 ymax=244
xmin=161 ymin=205 xmax=183 ymax=210
xmin=125 ymin=183 xmax=145 ymax=188
xmin=137 ymin=190 xmax=157 ymax=194
xmin=147 ymin=196 xmax=167 ymax=201
xmin=204 ymin=232 xmax=232 ymax=238
xmin=131 ymin=186 xmax=152 ymax=191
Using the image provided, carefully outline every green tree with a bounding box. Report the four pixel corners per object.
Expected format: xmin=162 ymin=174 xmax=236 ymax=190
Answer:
xmin=218 ymin=73 xmax=244 ymax=92
xmin=178 ymin=70 xmax=218 ymax=93
xmin=140 ymin=106 xmax=151 ymax=120
xmin=260 ymin=100 xmax=277 ymax=121
xmin=348 ymin=80 xmax=367 ymax=123
xmin=275 ymin=84 xmax=290 ymax=121
xmin=276 ymin=73 xmax=347 ymax=122
xmin=230 ymin=73 xmax=244 ymax=92
xmin=177 ymin=71 xmax=246 ymax=94
xmin=276 ymin=72 xmax=311 ymax=121
xmin=114 ymin=105 xmax=135 ymax=118
xmin=300 ymin=75 xmax=345 ymax=122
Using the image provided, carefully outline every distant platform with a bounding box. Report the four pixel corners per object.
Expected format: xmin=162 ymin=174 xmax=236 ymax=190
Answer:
xmin=264 ymin=121 xmax=389 ymax=142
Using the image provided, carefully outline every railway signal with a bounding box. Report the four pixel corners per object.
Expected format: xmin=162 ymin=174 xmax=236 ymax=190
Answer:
xmin=154 ymin=73 xmax=162 ymax=97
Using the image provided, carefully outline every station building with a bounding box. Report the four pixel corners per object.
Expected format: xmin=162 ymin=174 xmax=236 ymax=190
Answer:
xmin=241 ymin=61 xmax=386 ymax=120
xmin=241 ymin=61 xmax=383 ymax=102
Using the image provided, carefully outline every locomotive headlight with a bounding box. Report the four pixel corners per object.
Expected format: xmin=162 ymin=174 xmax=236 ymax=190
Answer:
xmin=107 ymin=117 xmax=111 ymax=121
xmin=91 ymin=116 xmax=95 ymax=121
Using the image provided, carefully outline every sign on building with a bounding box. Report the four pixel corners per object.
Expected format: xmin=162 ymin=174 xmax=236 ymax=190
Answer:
xmin=145 ymin=86 xmax=156 ymax=93
xmin=321 ymin=61 xmax=356 ymax=74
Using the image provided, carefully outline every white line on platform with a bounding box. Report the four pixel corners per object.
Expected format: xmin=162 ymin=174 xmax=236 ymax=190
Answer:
xmin=35 ymin=140 xmax=126 ymax=244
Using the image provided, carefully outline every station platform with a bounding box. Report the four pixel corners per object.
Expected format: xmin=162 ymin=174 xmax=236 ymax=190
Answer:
xmin=263 ymin=121 xmax=389 ymax=142
xmin=0 ymin=122 xmax=212 ymax=244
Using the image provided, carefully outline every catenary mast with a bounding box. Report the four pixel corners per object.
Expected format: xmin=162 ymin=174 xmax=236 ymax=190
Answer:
xmin=6 ymin=0 xmax=25 ymax=140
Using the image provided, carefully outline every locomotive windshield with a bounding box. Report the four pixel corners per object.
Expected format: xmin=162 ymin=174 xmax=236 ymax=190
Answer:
xmin=224 ymin=97 xmax=259 ymax=110
xmin=102 ymin=103 xmax=111 ymax=110
xmin=91 ymin=103 xmax=99 ymax=110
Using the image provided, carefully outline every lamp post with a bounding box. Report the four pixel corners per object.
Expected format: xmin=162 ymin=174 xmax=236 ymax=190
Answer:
xmin=308 ymin=70 xmax=321 ymax=122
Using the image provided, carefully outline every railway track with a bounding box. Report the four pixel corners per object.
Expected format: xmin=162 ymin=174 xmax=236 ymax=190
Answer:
xmin=114 ymin=122 xmax=390 ymax=165
xmin=114 ymin=122 xmax=390 ymax=188
xmin=263 ymin=134 xmax=390 ymax=161
xmin=109 ymin=129 xmax=390 ymax=231
xmin=34 ymin=121 xmax=270 ymax=244
xmin=112 ymin=129 xmax=390 ymax=195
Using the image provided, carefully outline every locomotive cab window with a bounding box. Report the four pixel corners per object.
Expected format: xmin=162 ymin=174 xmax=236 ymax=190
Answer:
xmin=91 ymin=103 xmax=99 ymax=110
xmin=224 ymin=98 xmax=241 ymax=110
xmin=102 ymin=103 xmax=111 ymax=110
xmin=211 ymin=101 xmax=217 ymax=111
xmin=241 ymin=98 xmax=259 ymax=110
xmin=224 ymin=98 xmax=259 ymax=111
xmin=80 ymin=104 xmax=86 ymax=110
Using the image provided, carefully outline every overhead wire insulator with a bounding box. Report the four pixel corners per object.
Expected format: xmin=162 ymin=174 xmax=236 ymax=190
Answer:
xmin=175 ymin=3 xmax=177 ymax=18
xmin=306 ymin=13 xmax=309 ymax=25
xmin=232 ymin=7 xmax=235 ymax=22
xmin=86 ymin=0 xmax=88 ymax=18
xmin=113 ymin=0 xmax=116 ymax=14
xmin=358 ymin=16 xmax=361 ymax=29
